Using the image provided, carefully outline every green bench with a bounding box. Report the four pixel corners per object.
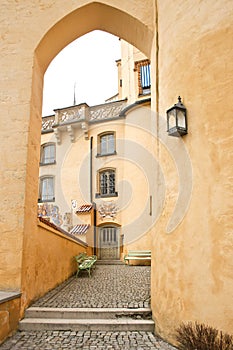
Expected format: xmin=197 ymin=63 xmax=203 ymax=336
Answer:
xmin=74 ymin=252 xmax=88 ymax=264
xmin=75 ymin=253 xmax=97 ymax=277
xmin=124 ymin=250 xmax=151 ymax=265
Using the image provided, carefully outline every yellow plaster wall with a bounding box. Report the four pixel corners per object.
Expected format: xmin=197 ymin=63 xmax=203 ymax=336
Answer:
xmin=150 ymin=0 xmax=233 ymax=342
xmin=120 ymin=40 xmax=149 ymax=103
xmin=0 ymin=297 xmax=21 ymax=344
xmin=57 ymin=115 xmax=153 ymax=254
xmin=1 ymin=0 xmax=233 ymax=345
xmin=21 ymin=220 xmax=87 ymax=312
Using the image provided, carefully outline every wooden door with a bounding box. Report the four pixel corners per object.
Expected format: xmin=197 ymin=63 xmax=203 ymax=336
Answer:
xmin=99 ymin=227 xmax=119 ymax=260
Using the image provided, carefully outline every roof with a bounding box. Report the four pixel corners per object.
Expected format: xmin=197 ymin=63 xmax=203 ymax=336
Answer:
xmin=76 ymin=204 xmax=93 ymax=213
xmin=70 ymin=224 xmax=90 ymax=235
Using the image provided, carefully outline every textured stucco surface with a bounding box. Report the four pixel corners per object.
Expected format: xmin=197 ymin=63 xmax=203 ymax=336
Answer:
xmin=0 ymin=0 xmax=232 ymax=345
xmin=20 ymin=221 xmax=87 ymax=313
xmin=0 ymin=297 xmax=20 ymax=344
xmin=150 ymin=0 xmax=233 ymax=342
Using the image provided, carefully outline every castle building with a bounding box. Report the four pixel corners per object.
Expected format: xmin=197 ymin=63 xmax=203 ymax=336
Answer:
xmin=38 ymin=40 xmax=152 ymax=260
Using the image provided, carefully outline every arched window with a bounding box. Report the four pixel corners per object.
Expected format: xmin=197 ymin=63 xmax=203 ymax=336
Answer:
xmin=40 ymin=143 xmax=56 ymax=165
xmin=96 ymin=168 xmax=117 ymax=198
xmin=38 ymin=176 xmax=55 ymax=202
xmin=97 ymin=132 xmax=116 ymax=156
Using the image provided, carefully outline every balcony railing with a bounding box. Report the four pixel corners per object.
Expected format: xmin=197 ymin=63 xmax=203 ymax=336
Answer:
xmin=89 ymin=100 xmax=127 ymax=122
xmin=42 ymin=115 xmax=56 ymax=132
xmin=41 ymin=100 xmax=127 ymax=132
xmin=55 ymin=104 xmax=87 ymax=125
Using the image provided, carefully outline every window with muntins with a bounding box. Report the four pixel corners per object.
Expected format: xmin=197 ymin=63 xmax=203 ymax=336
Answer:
xmin=96 ymin=169 xmax=117 ymax=197
xmin=97 ymin=132 xmax=116 ymax=156
xmin=39 ymin=176 xmax=55 ymax=202
xmin=40 ymin=143 xmax=56 ymax=165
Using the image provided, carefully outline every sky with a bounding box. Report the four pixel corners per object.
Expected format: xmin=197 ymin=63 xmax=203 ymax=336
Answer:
xmin=42 ymin=30 xmax=121 ymax=116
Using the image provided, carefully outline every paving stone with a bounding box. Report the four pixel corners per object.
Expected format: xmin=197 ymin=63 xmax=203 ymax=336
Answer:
xmin=0 ymin=266 xmax=177 ymax=350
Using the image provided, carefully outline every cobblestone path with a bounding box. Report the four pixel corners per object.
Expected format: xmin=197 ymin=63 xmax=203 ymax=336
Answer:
xmin=0 ymin=330 xmax=176 ymax=349
xmin=32 ymin=265 xmax=151 ymax=308
xmin=0 ymin=265 xmax=177 ymax=349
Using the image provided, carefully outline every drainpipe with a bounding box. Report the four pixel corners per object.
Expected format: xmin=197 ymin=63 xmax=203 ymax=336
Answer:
xmin=90 ymin=136 xmax=93 ymax=203
xmin=90 ymin=137 xmax=97 ymax=255
xmin=93 ymin=202 xmax=97 ymax=256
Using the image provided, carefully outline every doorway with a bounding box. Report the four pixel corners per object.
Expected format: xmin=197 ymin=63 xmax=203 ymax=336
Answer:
xmin=99 ymin=226 xmax=120 ymax=260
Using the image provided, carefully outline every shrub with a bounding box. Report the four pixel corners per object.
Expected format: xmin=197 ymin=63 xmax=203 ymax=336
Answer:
xmin=175 ymin=322 xmax=233 ymax=350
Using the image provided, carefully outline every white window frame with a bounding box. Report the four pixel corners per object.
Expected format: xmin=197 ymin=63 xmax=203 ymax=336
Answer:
xmin=40 ymin=143 xmax=56 ymax=165
xmin=97 ymin=132 xmax=116 ymax=157
xmin=38 ymin=176 xmax=55 ymax=202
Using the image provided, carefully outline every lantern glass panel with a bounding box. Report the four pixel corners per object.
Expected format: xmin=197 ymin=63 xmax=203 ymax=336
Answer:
xmin=177 ymin=110 xmax=186 ymax=128
xmin=168 ymin=110 xmax=176 ymax=129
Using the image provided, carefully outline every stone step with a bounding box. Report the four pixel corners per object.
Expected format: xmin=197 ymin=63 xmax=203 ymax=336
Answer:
xmin=19 ymin=318 xmax=154 ymax=332
xmin=25 ymin=307 xmax=152 ymax=320
xmin=96 ymin=260 xmax=124 ymax=265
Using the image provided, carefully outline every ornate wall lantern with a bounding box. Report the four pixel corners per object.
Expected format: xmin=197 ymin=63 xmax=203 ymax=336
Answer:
xmin=166 ymin=96 xmax=187 ymax=137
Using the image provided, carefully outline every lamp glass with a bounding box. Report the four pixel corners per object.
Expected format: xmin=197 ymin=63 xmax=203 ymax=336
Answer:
xmin=168 ymin=110 xmax=176 ymax=129
xmin=177 ymin=110 xmax=186 ymax=128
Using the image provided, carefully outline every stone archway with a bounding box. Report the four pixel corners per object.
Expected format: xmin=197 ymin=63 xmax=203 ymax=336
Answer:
xmin=18 ymin=0 xmax=155 ymax=313
xmin=35 ymin=2 xmax=153 ymax=74
xmin=1 ymin=1 xmax=155 ymax=291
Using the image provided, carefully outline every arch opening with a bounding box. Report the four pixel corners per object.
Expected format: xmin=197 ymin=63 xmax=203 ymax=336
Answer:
xmin=22 ymin=0 xmax=155 ymax=305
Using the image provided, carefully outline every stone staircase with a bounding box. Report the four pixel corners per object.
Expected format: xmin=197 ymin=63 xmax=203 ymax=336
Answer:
xmin=19 ymin=307 xmax=154 ymax=332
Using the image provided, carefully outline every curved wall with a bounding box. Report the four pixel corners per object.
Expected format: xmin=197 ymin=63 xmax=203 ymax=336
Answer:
xmin=151 ymin=0 xmax=233 ymax=342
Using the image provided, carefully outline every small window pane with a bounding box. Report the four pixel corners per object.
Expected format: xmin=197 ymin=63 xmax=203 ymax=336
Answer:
xmin=140 ymin=64 xmax=151 ymax=89
xmin=99 ymin=169 xmax=115 ymax=196
xmin=100 ymin=133 xmax=115 ymax=155
xmin=108 ymin=134 xmax=115 ymax=154
xmin=41 ymin=144 xmax=55 ymax=164
xmin=100 ymin=135 xmax=108 ymax=155
xmin=41 ymin=177 xmax=54 ymax=201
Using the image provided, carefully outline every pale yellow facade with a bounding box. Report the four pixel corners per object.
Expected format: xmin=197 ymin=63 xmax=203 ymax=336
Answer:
xmin=39 ymin=96 xmax=153 ymax=260
xmin=0 ymin=0 xmax=232 ymax=345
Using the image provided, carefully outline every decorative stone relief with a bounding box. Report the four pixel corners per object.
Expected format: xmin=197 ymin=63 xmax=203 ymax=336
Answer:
xmin=41 ymin=115 xmax=55 ymax=131
xmin=89 ymin=101 xmax=127 ymax=121
xmin=67 ymin=125 xmax=75 ymax=142
xmin=71 ymin=199 xmax=78 ymax=210
xmin=98 ymin=201 xmax=118 ymax=220
xmin=81 ymin=122 xmax=89 ymax=140
xmin=41 ymin=101 xmax=128 ymax=134
xmin=57 ymin=105 xmax=86 ymax=124
xmin=54 ymin=128 xmax=61 ymax=144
